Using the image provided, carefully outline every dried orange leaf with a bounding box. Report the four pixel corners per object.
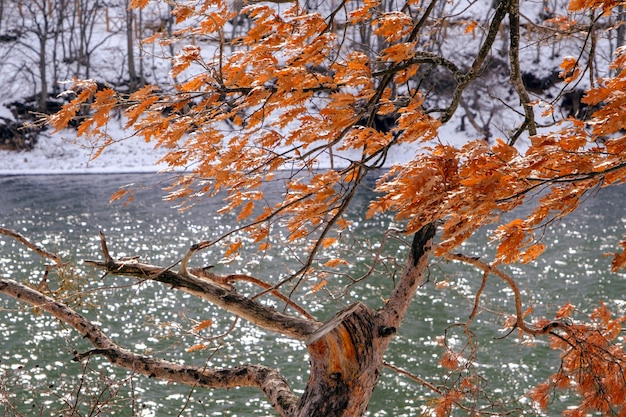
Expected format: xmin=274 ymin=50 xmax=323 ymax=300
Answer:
xmin=310 ymin=279 xmax=327 ymax=294
xmin=186 ymin=343 xmax=208 ymax=353
xmin=324 ymin=258 xmax=348 ymax=267
xmin=193 ymin=319 xmax=213 ymax=332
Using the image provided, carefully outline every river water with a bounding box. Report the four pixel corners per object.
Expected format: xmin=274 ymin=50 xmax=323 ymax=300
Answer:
xmin=0 ymin=174 xmax=624 ymax=416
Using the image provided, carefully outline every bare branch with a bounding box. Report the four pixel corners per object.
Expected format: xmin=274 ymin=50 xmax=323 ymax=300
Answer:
xmin=0 ymin=227 xmax=62 ymax=267
xmin=380 ymin=223 xmax=437 ymax=328
xmin=443 ymin=252 xmax=570 ymax=336
xmin=0 ymin=278 xmax=298 ymax=417
xmin=85 ymin=234 xmax=321 ymax=340
xmin=383 ymin=361 xmax=442 ymax=394
xmin=439 ymin=0 xmax=510 ymax=124
xmin=180 ymin=240 xmax=315 ymax=319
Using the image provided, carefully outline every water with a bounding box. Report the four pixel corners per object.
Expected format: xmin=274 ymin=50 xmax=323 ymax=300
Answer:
xmin=0 ymin=174 xmax=624 ymax=416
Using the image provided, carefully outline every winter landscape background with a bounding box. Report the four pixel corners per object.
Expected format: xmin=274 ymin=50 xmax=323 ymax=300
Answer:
xmin=1 ymin=0 xmax=623 ymax=174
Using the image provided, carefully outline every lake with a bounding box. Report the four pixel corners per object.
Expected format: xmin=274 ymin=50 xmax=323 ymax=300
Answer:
xmin=1 ymin=174 xmax=624 ymax=416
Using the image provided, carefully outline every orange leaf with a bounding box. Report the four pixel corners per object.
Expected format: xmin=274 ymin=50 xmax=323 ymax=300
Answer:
xmin=556 ymin=302 xmax=576 ymax=319
xmin=465 ymin=20 xmax=478 ymax=34
xmin=440 ymin=349 xmax=461 ymax=370
xmin=129 ymin=0 xmax=149 ymax=9
xmin=142 ymin=33 xmax=161 ymax=44
xmin=224 ymin=241 xmax=242 ymax=258
xmin=324 ymin=258 xmax=348 ymax=267
xmin=611 ymin=240 xmax=626 ymax=272
xmin=110 ymin=188 xmax=132 ymax=203
xmin=193 ymin=319 xmax=213 ymax=332
xmin=310 ymin=279 xmax=327 ymax=294
xmin=173 ymin=5 xmax=194 ymax=23
xmin=522 ymin=306 xmax=533 ymax=318
xmin=186 ymin=343 xmax=208 ymax=352
xmin=560 ymin=57 xmax=580 ymax=82
xmin=492 ymin=138 xmax=518 ymax=162
xmin=321 ymin=237 xmax=338 ymax=248
xmin=529 ymin=382 xmax=552 ymax=410
xmin=521 ymin=243 xmax=546 ymax=263
xmin=237 ymin=201 xmax=255 ymax=222
xmin=380 ymin=42 xmax=416 ymax=63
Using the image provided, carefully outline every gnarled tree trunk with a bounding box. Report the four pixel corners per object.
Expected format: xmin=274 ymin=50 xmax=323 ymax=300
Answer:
xmin=0 ymin=224 xmax=436 ymax=417
xmin=295 ymin=223 xmax=436 ymax=416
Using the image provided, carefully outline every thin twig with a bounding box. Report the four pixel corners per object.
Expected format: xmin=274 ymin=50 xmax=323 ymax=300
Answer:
xmin=0 ymin=227 xmax=62 ymax=267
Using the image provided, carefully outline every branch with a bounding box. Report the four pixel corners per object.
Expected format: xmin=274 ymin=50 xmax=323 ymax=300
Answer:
xmin=507 ymin=0 xmax=537 ymax=143
xmin=495 ymin=161 xmax=626 ymax=204
xmin=443 ymin=253 xmax=570 ymax=336
xmin=0 ymin=227 xmax=62 ymax=267
xmin=86 ymin=233 xmax=321 ymax=340
xmin=383 ymin=361 xmax=442 ymax=394
xmin=380 ymin=223 xmax=437 ymax=328
xmin=180 ymin=241 xmax=315 ymax=319
xmin=439 ymin=0 xmax=509 ymax=123
xmin=0 ymin=278 xmax=298 ymax=417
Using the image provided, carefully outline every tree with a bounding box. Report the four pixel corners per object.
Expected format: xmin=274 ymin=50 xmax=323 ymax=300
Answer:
xmin=124 ymin=0 xmax=142 ymax=91
xmin=2 ymin=0 xmax=626 ymax=416
xmin=14 ymin=0 xmax=64 ymax=111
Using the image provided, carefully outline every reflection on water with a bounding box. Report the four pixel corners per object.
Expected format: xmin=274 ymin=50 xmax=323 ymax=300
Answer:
xmin=0 ymin=174 xmax=624 ymax=416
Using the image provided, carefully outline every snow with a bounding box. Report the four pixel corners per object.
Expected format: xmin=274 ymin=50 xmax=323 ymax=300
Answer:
xmin=0 ymin=111 xmax=479 ymax=176
xmin=0 ymin=120 xmax=170 ymax=176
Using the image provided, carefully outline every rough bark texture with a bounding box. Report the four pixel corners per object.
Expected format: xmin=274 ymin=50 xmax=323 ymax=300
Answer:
xmin=294 ymin=223 xmax=437 ymax=416
xmin=296 ymin=302 xmax=378 ymax=416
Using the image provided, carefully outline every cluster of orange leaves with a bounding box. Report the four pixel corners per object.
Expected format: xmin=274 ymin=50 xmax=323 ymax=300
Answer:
xmin=530 ymin=302 xmax=626 ymax=416
xmin=49 ymin=0 xmax=441 ymax=254
xmin=369 ymin=122 xmax=625 ymax=269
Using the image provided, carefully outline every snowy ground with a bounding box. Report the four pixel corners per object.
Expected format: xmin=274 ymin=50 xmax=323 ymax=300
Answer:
xmin=0 ymin=122 xmax=170 ymax=176
xmin=0 ymin=114 xmax=478 ymax=176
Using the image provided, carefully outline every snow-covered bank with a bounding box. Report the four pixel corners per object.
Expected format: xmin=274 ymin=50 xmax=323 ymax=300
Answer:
xmin=0 ymin=121 xmax=473 ymax=176
xmin=0 ymin=128 xmax=169 ymax=176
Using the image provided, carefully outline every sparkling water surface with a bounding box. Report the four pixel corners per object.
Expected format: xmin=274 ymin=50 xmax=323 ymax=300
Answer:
xmin=1 ymin=174 xmax=624 ymax=416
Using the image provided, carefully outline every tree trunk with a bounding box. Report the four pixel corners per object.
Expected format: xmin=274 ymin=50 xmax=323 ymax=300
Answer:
xmin=126 ymin=2 xmax=138 ymax=91
xmin=617 ymin=5 xmax=625 ymax=49
xmin=38 ymin=32 xmax=48 ymax=112
xmin=295 ymin=302 xmax=380 ymax=416
xmin=294 ymin=224 xmax=437 ymax=416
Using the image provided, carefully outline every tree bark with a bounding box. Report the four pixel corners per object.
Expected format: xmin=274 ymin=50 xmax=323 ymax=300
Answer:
xmin=1 ymin=223 xmax=435 ymax=417
xmin=295 ymin=302 xmax=378 ymax=416
xmin=294 ymin=223 xmax=437 ymax=416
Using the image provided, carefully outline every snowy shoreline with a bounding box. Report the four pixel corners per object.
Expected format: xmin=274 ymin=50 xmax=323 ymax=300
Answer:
xmin=0 ymin=128 xmax=170 ymax=176
xmin=0 ymin=115 xmax=477 ymax=176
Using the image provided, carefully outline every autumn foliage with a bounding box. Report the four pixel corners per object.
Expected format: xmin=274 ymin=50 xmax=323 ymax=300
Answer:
xmin=43 ymin=0 xmax=626 ymax=415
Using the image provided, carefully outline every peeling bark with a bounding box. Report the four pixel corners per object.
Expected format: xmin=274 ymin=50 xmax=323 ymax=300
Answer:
xmin=296 ymin=302 xmax=379 ymax=416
